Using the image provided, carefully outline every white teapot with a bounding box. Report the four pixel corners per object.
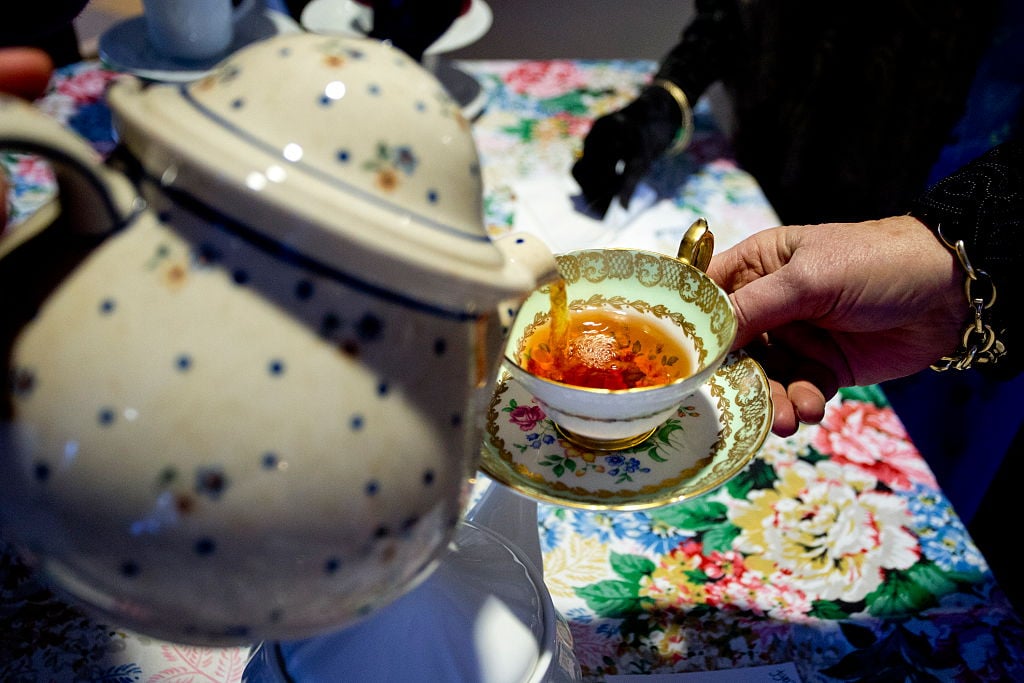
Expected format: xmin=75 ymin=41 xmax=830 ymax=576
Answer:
xmin=0 ymin=33 xmax=554 ymax=645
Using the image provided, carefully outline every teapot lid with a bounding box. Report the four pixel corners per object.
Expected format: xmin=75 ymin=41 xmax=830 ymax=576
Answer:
xmin=107 ymin=33 xmax=550 ymax=316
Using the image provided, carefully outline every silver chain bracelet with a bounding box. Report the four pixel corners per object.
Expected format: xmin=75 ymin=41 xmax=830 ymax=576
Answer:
xmin=931 ymin=223 xmax=1007 ymax=371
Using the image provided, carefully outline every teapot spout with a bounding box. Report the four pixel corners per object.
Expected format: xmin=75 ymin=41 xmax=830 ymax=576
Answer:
xmin=492 ymin=231 xmax=559 ymax=300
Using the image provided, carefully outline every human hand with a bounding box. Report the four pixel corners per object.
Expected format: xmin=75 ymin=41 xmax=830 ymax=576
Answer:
xmin=0 ymin=47 xmax=54 ymax=230
xmin=571 ymin=86 xmax=680 ymax=216
xmin=707 ymin=215 xmax=964 ymax=436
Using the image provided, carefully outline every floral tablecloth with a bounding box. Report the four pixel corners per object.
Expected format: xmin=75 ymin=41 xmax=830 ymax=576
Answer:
xmin=2 ymin=58 xmax=1023 ymax=683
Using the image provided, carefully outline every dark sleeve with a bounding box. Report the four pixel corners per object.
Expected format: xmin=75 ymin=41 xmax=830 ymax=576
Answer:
xmin=910 ymin=141 xmax=1024 ymax=377
xmin=653 ymin=0 xmax=741 ymax=105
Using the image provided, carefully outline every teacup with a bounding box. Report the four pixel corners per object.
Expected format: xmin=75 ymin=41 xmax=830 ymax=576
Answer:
xmin=143 ymin=0 xmax=256 ymax=62
xmin=503 ymin=222 xmax=736 ymax=450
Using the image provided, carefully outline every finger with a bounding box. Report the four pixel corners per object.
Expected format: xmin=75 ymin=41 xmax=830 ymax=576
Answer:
xmin=768 ymin=322 xmax=851 ymax=391
xmin=742 ymin=339 xmax=800 ymax=437
xmin=743 ymin=333 xmax=833 ymax=431
xmin=769 ymin=378 xmax=799 ymax=437
xmin=0 ymin=47 xmax=53 ymax=101
xmin=725 ymin=272 xmax=812 ymax=350
xmin=706 ymin=234 xmax=777 ymax=293
xmin=787 ymin=380 xmax=827 ymax=425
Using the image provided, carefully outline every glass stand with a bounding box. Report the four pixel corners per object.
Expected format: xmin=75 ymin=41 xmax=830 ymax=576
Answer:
xmin=242 ymin=479 xmax=581 ymax=682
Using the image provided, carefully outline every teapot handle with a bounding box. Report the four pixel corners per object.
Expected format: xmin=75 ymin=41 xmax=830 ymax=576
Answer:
xmin=0 ymin=94 xmax=140 ymax=259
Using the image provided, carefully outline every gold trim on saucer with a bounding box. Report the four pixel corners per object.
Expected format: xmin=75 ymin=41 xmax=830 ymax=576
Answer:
xmin=480 ymin=351 xmax=772 ymax=511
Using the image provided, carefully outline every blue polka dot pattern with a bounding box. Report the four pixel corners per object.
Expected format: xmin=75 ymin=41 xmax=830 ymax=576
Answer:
xmin=295 ymin=280 xmax=314 ymax=300
xmin=194 ymin=538 xmax=217 ymax=556
xmin=268 ymin=359 xmax=285 ymax=376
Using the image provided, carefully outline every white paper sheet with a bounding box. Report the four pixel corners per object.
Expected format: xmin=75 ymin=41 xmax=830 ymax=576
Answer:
xmin=510 ymin=174 xmax=702 ymax=255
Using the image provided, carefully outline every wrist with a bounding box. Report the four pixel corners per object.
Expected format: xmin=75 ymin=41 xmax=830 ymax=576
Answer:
xmin=922 ymin=219 xmax=1007 ymax=371
xmin=644 ymin=80 xmax=693 ymax=155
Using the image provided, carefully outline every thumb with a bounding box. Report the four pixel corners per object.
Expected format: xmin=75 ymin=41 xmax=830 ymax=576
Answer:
xmin=725 ymin=271 xmax=812 ymax=350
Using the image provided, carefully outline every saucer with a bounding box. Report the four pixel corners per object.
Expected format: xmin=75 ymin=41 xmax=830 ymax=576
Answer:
xmin=98 ymin=10 xmax=301 ymax=83
xmin=301 ymin=0 xmax=493 ymax=55
xmin=480 ymin=351 xmax=772 ymax=511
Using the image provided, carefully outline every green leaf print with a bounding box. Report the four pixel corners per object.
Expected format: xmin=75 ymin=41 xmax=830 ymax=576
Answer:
xmin=650 ymin=499 xmax=728 ymax=531
xmin=501 ymin=119 xmax=537 ymax=142
xmin=838 ymin=384 xmax=890 ymax=407
xmin=725 ymin=457 xmax=777 ymax=498
xmin=701 ymin=523 xmax=741 ymax=554
xmin=808 ymin=599 xmax=855 ymax=620
xmin=865 ymin=562 xmax=955 ymax=616
xmin=538 ymin=90 xmax=598 ymax=116
xmin=610 ymin=552 xmax=655 ymax=584
xmin=575 ymin=579 xmax=648 ymax=618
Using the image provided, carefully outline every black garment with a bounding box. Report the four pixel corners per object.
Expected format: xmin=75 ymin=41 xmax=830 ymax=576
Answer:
xmin=656 ymin=0 xmax=999 ymax=225
xmin=909 ymin=140 xmax=1024 ymax=378
xmin=1 ymin=2 xmax=90 ymax=67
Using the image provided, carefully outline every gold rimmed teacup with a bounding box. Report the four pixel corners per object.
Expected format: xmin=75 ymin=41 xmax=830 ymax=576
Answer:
xmin=503 ymin=220 xmax=736 ymax=451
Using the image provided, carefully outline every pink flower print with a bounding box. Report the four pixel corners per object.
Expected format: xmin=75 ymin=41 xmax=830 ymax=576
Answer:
xmin=505 ymin=61 xmax=587 ymax=98
xmin=55 ymin=68 xmax=120 ymax=103
xmin=150 ymin=643 xmax=247 ymax=682
xmin=14 ymin=155 xmax=56 ymax=185
xmin=509 ymin=403 xmax=546 ymax=431
xmin=812 ymin=401 xmax=937 ymax=491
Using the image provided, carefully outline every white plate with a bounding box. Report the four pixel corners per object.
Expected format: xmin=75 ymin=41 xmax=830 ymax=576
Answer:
xmin=301 ymin=0 xmax=492 ymax=55
xmin=98 ymin=9 xmax=301 ymax=83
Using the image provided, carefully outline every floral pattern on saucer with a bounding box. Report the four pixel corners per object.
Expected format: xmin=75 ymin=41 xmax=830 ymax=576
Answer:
xmin=481 ymin=351 xmax=772 ymax=510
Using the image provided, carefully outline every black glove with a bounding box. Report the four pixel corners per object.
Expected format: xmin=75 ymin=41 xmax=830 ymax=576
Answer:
xmin=571 ymin=85 xmax=682 ymax=216
xmin=369 ymin=0 xmax=464 ymax=63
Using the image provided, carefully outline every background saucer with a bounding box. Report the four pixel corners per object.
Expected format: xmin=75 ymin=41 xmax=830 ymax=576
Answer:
xmin=301 ymin=0 xmax=492 ymax=55
xmin=480 ymin=351 xmax=772 ymax=511
xmin=98 ymin=10 xmax=301 ymax=83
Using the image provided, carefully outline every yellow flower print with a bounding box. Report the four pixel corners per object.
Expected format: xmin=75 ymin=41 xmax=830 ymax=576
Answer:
xmin=542 ymin=535 xmax=609 ymax=599
xmin=729 ymin=459 xmax=917 ymax=603
xmin=375 ymin=167 xmax=398 ymax=192
xmin=364 ymin=142 xmax=418 ymax=193
xmin=160 ymin=260 xmax=189 ymax=290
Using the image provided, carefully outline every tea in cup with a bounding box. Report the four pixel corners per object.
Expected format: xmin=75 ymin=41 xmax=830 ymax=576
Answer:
xmin=504 ymin=226 xmax=736 ymax=450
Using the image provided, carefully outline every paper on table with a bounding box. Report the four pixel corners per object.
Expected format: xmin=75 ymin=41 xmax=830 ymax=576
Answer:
xmin=606 ymin=662 xmax=803 ymax=682
xmin=510 ymin=175 xmax=702 ymax=255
